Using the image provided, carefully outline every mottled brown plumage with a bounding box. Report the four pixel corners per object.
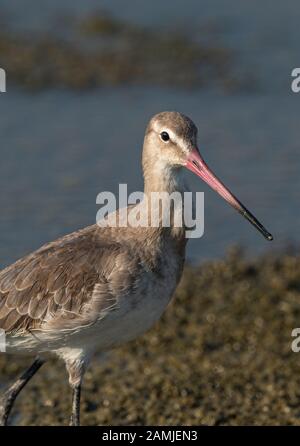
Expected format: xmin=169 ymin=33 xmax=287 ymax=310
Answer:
xmin=0 ymin=225 xmax=117 ymax=334
xmin=0 ymin=223 xmax=185 ymax=337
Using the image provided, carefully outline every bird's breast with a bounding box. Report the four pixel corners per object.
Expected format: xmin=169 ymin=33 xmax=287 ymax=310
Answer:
xmin=84 ymin=247 xmax=184 ymax=350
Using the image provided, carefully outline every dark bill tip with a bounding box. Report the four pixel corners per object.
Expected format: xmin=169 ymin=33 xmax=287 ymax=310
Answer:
xmin=238 ymin=206 xmax=273 ymax=241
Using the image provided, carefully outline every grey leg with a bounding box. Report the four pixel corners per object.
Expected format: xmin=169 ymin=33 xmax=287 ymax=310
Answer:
xmin=0 ymin=357 xmax=45 ymax=426
xmin=70 ymin=383 xmax=81 ymax=426
xmin=65 ymin=354 xmax=89 ymax=426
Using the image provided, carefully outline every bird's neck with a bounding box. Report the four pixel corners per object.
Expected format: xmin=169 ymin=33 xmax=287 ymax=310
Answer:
xmin=143 ymin=162 xmax=186 ymax=195
xmin=141 ymin=163 xmax=188 ymax=252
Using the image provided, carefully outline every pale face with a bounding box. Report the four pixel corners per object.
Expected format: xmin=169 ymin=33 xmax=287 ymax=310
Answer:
xmin=143 ymin=111 xmax=198 ymax=168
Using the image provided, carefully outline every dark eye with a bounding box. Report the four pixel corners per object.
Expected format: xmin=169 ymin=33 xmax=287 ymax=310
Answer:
xmin=160 ymin=131 xmax=170 ymax=142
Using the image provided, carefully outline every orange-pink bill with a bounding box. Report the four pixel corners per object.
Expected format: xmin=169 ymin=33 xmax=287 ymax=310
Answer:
xmin=186 ymin=148 xmax=273 ymax=241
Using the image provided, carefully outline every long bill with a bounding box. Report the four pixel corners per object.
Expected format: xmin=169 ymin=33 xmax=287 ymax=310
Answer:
xmin=186 ymin=148 xmax=273 ymax=241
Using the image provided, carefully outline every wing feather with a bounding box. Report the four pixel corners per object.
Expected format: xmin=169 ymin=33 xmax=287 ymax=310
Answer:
xmin=0 ymin=225 xmax=142 ymax=335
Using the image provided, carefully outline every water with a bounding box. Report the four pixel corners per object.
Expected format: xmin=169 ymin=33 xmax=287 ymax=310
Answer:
xmin=0 ymin=0 xmax=299 ymax=267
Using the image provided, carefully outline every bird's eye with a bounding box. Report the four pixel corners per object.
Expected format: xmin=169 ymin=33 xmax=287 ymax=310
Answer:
xmin=160 ymin=131 xmax=170 ymax=142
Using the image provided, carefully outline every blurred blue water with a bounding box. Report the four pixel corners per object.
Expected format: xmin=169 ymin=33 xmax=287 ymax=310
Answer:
xmin=0 ymin=0 xmax=299 ymax=266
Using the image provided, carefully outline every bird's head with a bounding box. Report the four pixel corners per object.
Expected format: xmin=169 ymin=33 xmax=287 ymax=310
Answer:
xmin=143 ymin=111 xmax=273 ymax=241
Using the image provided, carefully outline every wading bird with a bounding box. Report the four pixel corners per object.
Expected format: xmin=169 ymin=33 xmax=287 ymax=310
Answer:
xmin=0 ymin=112 xmax=272 ymax=426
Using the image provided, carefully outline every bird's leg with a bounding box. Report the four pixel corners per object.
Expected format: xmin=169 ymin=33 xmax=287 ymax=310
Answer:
xmin=70 ymin=383 xmax=81 ymax=426
xmin=0 ymin=357 xmax=45 ymax=426
xmin=65 ymin=356 xmax=88 ymax=426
